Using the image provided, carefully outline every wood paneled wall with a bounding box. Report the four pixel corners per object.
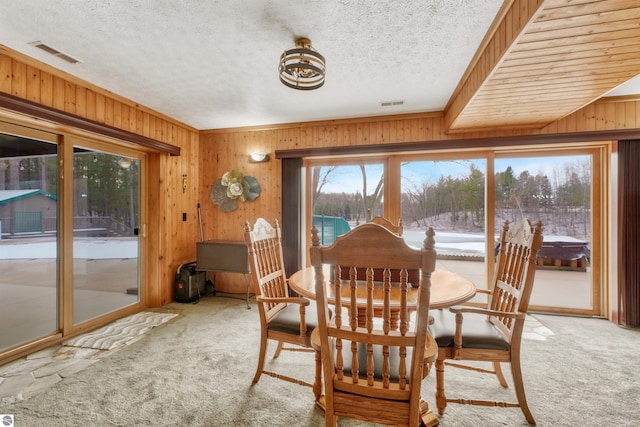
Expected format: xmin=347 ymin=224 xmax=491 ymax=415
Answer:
xmin=200 ymin=97 xmax=640 ymax=293
xmin=3 ymin=44 xmax=639 ymax=300
xmin=0 ymin=47 xmax=199 ymax=307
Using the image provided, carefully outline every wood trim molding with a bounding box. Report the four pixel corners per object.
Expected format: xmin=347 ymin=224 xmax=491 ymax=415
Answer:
xmin=275 ymin=128 xmax=640 ymax=159
xmin=200 ymin=111 xmax=444 ymax=134
xmin=0 ymin=91 xmax=181 ymax=156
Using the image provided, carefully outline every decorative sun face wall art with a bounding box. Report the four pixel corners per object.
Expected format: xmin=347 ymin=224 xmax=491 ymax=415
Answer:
xmin=210 ymin=169 xmax=261 ymax=212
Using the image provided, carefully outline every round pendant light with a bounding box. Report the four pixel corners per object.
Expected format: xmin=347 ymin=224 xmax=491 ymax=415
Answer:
xmin=279 ymin=37 xmax=326 ymax=90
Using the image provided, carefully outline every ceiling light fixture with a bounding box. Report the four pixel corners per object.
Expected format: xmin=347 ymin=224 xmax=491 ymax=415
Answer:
xmin=279 ymin=37 xmax=326 ymax=90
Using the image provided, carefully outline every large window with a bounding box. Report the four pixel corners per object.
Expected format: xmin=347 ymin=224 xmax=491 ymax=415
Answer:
xmin=309 ymin=162 xmax=384 ymax=245
xmin=400 ymin=157 xmax=488 ymax=288
xmin=305 ymin=145 xmax=605 ymax=316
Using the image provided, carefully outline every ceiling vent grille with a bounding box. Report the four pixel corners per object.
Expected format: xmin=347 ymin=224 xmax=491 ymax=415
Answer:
xmin=380 ymin=100 xmax=404 ymax=107
xmin=29 ymin=41 xmax=81 ymax=64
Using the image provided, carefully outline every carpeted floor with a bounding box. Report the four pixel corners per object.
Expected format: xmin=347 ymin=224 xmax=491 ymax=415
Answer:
xmin=1 ymin=294 xmax=639 ymax=426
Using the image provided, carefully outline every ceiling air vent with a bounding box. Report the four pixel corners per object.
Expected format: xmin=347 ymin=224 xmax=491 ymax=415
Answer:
xmin=29 ymin=41 xmax=81 ymax=64
xmin=380 ymin=100 xmax=404 ymax=107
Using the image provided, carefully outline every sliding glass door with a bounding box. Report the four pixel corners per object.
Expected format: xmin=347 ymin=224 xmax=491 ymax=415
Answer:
xmin=495 ymin=152 xmax=600 ymax=314
xmin=0 ymin=124 xmax=145 ymax=356
xmin=0 ymin=131 xmax=59 ymax=351
xmin=305 ymin=145 xmax=605 ymax=317
xmin=72 ymin=148 xmax=141 ymax=324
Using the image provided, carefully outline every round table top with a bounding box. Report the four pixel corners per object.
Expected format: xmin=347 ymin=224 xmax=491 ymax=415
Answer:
xmin=289 ymin=266 xmax=476 ymax=310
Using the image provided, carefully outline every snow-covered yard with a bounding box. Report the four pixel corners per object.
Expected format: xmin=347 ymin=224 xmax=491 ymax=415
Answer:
xmin=0 ymin=238 xmax=138 ymax=259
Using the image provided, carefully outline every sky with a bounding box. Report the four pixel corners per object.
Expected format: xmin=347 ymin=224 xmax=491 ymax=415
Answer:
xmin=316 ymin=155 xmax=589 ymax=194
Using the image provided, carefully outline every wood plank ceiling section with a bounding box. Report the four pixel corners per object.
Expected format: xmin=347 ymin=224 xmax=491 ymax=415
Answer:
xmin=445 ymin=0 xmax=640 ymax=132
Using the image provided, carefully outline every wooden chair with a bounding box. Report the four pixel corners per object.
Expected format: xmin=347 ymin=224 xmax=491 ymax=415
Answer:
xmin=341 ymin=218 xmax=412 ymax=288
xmin=430 ymin=219 xmax=544 ymax=424
xmin=244 ymin=218 xmax=320 ymax=398
xmin=368 ymin=216 xmax=404 ymax=236
xmin=310 ymin=222 xmax=438 ymax=427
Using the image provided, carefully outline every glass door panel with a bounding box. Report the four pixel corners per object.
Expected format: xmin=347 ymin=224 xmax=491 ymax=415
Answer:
xmin=400 ymin=159 xmax=488 ymax=289
xmin=73 ymin=150 xmax=140 ymax=324
xmin=310 ymin=163 xmax=384 ymax=244
xmin=494 ymin=154 xmax=594 ymax=312
xmin=0 ymin=134 xmax=59 ymax=351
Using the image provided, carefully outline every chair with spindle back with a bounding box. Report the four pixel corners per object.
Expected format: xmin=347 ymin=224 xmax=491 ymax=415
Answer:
xmin=310 ymin=222 xmax=438 ymax=427
xmin=244 ymin=218 xmax=321 ymax=400
xmin=430 ymin=218 xmax=544 ymax=424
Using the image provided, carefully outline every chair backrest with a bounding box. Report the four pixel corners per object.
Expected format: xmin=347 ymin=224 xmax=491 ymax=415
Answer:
xmin=342 ymin=218 xmax=415 ymax=284
xmin=244 ymin=218 xmax=289 ymax=314
xmin=489 ymin=219 xmax=544 ymax=337
xmin=310 ymin=223 xmax=436 ymax=423
xmin=368 ymin=216 xmax=403 ymax=236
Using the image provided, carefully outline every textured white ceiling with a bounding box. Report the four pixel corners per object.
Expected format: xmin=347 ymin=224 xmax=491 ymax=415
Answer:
xmin=1 ymin=1 xmax=639 ymax=130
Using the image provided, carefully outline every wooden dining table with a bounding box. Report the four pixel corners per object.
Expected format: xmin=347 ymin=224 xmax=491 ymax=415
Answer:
xmin=289 ymin=265 xmax=477 ymax=309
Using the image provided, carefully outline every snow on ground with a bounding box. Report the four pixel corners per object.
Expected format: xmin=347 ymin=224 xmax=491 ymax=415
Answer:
xmin=0 ymin=220 xmax=586 ymax=260
xmin=0 ymin=232 xmax=485 ymax=260
xmin=0 ymin=238 xmax=138 ymax=259
xmin=403 ymin=229 xmax=486 ymax=255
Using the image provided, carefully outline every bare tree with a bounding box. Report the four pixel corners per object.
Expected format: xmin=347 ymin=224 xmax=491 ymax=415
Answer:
xmin=312 ymin=166 xmax=337 ymax=204
xmin=359 ymin=165 xmax=383 ymax=221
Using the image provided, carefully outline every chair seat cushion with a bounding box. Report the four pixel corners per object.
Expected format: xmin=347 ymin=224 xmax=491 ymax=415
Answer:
xmin=429 ymin=309 xmax=510 ymax=351
xmin=267 ymin=301 xmax=319 ymax=337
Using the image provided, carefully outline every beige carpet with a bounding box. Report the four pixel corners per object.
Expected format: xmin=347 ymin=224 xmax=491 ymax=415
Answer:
xmin=2 ymin=295 xmax=640 ymax=426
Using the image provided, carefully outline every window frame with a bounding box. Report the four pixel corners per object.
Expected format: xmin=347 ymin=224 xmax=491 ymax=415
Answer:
xmin=302 ymin=143 xmax=607 ymax=317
